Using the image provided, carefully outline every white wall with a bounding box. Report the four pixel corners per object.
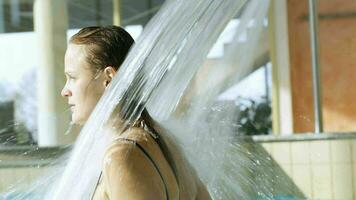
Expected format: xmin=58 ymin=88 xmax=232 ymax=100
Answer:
xmin=0 ymin=32 xmax=39 ymax=84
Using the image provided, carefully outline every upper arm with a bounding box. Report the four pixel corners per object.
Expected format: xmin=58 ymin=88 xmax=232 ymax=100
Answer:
xmin=103 ymin=140 xmax=166 ymax=200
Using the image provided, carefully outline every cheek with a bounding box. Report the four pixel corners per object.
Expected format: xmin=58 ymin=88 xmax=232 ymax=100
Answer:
xmin=71 ymin=78 xmax=105 ymax=106
xmin=72 ymin=82 xmax=87 ymax=99
xmin=90 ymin=85 xmax=105 ymax=103
xmin=83 ymin=81 xmax=105 ymax=105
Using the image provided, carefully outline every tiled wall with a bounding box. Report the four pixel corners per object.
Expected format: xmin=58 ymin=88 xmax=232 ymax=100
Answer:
xmin=262 ymin=139 xmax=356 ymax=200
xmin=0 ymin=167 xmax=51 ymax=193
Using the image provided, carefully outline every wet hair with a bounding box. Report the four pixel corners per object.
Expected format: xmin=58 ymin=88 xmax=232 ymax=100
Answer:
xmin=69 ymin=26 xmax=134 ymax=73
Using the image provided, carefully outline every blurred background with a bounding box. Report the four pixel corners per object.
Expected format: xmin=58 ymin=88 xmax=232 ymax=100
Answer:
xmin=0 ymin=0 xmax=355 ymax=199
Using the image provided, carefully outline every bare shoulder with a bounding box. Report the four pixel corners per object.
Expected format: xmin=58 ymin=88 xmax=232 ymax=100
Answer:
xmin=103 ymin=127 xmax=159 ymax=174
xmin=102 ymin=131 xmax=166 ymax=200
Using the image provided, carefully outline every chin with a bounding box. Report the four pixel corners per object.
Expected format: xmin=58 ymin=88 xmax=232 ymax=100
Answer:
xmin=71 ymin=114 xmax=85 ymax=125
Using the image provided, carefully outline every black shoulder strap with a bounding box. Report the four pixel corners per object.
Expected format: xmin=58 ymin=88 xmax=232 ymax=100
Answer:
xmin=91 ymin=172 xmax=103 ymax=200
xmin=117 ymin=138 xmax=170 ymax=200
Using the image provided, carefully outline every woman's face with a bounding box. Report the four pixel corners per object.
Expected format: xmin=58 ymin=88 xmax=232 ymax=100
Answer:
xmin=61 ymin=44 xmax=106 ymax=125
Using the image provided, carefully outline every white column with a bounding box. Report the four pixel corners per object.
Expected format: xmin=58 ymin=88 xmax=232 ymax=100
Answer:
xmin=113 ymin=0 xmax=121 ymax=26
xmin=269 ymin=0 xmax=293 ymax=135
xmin=34 ymin=0 xmax=76 ymax=146
xmin=0 ymin=0 xmax=5 ymax=32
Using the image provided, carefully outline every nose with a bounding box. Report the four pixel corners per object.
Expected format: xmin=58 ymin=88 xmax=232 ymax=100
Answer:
xmin=61 ymin=85 xmax=72 ymax=97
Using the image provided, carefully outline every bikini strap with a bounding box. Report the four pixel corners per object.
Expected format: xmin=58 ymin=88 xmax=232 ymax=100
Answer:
xmin=117 ymin=138 xmax=170 ymax=200
xmin=135 ymin=121 xmax=179 ymax=188
xmin=91 ymin=172 xmax=103 ymax=200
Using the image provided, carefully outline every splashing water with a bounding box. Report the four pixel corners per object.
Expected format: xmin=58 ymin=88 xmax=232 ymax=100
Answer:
xmin=2 ymin=0 xmax=305 ymax=199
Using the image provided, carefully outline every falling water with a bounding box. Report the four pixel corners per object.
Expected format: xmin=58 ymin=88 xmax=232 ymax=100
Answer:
xmin=2 ymin=0 xmax=305 ymax=199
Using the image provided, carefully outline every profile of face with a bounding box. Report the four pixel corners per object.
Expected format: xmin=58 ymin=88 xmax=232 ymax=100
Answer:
xmin=61 ymin=44 xmax=115 ymax=125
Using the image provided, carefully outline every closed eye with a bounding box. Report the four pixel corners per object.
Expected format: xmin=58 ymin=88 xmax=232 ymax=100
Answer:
xmin=65 ymin=72 xmax=77 ymax=80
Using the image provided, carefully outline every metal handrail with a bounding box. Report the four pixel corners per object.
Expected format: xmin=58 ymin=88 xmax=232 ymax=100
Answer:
xmin=308 ymin=0 xmax=323 ymax=133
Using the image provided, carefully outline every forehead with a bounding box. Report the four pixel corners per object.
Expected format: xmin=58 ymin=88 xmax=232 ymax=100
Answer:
xmin=64 ymin=44 xmax=92 ymax=74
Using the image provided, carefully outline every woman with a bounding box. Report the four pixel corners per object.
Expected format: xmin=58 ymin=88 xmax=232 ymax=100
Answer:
xmin=61 ymin=26 xmax=211 ymax=200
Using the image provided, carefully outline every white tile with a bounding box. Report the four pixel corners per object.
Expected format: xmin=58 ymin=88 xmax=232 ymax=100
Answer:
xmin=5 ymin=168 xmax=27 ymax=191
xmin=352 ymin=140 xmax=356 ymax=163
xmin=271 ymin=143 xmax=291 ymax=165
xmin=28 ymin=167 xmax=43 ymax=184
xmin=261 ymin=142 xmax=272 ymax=153
xmin=330 ymin=140 xmax=351 ymax=163
xmin=0 ymin=168 xmax=16 ymax=192
xmin=353 ymin=164 xmax=356 ymax=200
xmin=312 ymin=164 xmax=333 ymax=199
xmin=0 ymin=169 xmax=4 ymax=192
xmin=310 ymin=141 xmax=331 ymax=164
xmin=292 ymin=165 xmax=312 ymax=198
xmin=291 ymin=141 xmax=310 ymax=164
xmin=332 ymin=164 xmax=353 ymax=199
xmin=279 ymin=164 xmax=293 ymax=178
xmin=14 ymin=168 xmax=31 ymax=186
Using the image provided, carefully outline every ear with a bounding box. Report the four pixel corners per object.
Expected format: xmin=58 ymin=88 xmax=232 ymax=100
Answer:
xmin=103 ymin=66 xmax=117 ymax=87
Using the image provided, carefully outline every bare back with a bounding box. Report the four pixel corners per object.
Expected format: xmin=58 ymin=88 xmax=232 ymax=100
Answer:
xmin=92 ymin=126 xmax=211 ymax=200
